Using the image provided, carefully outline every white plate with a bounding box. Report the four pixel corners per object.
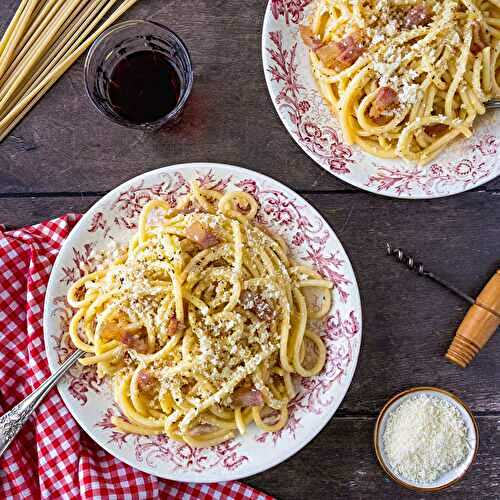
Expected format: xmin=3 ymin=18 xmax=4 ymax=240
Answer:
xmin=262 ymin=1 xmax=500 ymax=198
xmin=43 ymin=163 xmax=362 ymax=483
xmin=374 ymin=387 xmax=479 ymax=492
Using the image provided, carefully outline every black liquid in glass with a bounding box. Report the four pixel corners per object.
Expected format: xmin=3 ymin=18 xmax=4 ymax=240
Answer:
xmin=107 ymin=50 xmax=181 ymax=124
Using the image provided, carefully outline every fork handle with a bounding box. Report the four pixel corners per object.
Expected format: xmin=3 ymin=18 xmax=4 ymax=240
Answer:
xmin=0 ymin=349 xmax=83 ymax=458
xmin=486 ymin=100 xmax=500 ymax=109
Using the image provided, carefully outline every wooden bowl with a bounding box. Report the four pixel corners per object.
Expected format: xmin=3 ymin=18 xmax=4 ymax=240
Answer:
xmin=373 ymin=386 xmax=479 ymax=492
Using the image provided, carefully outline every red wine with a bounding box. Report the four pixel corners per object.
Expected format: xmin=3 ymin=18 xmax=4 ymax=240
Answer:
xmin=107 ymin=50 xmax=181 ymax=124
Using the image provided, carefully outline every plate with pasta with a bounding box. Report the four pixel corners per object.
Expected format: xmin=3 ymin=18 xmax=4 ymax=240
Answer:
xmin=43 ymin=163 xmax=362 ymax=482
xmin=263 ymin=0 xmax=500 ymax=198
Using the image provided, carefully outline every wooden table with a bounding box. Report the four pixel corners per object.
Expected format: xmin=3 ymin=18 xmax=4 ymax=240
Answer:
xmin=0 ymin=1 xmax=498 ymax=498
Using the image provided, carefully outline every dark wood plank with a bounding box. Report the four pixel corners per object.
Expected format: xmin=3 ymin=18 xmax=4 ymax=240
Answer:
xmin=0 ymin=191 xmax=498 ymax=416
xmin=244 ymin=416 xmax=500 ymax=499
xmin=0 ymin=0 xmax=498 ymax=194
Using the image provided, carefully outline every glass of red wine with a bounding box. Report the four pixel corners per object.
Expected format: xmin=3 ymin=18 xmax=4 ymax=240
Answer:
xmin=84 ymin=20 xmax=193 ymax=130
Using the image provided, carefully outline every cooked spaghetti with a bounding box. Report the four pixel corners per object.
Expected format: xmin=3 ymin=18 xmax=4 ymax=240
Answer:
xmin=301 ymin=0 xmax=500 ymax=163
xmin=67 ymin=182 xmax=333 ymax=447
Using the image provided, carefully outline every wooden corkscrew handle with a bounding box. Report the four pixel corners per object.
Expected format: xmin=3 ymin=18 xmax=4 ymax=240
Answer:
xmin=446 ymin=270 xmax=500 ymax=368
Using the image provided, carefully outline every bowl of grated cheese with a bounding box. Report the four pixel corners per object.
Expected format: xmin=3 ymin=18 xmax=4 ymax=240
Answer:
xmin=374 ymin=386 xmax=479 ymax=492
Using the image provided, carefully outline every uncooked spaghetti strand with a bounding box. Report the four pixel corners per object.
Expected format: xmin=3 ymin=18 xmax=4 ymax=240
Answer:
xmin=3 ymin=0 xmax=54 ymax=65
xmin=0 ymin=0 xmax=81 ymax=103
xmin=0 ymin=0 xmax=73 ymax=103
xmin=1 ymin=0 xmax=108 ymax=119
xmin=14 ymin=0 xmax=60 ymax=57
xmin=0 ymin=0 xmax=111 ymax=128
xmin=0 ymin=0 xmax=82 ymax=113
xmin=0 ymin=0 xmax=68 ymax=89
xmin=17 ymin=0 xmax=99 ymax=91
xmin=0 ymin=0 xmax=30 ymax=57
xmin=0 ymin=1 xmax=50 ymax=58
xmin=0 ymin=0 xmax=72 ymax=97
xmin=0 ymin=0 xmax=140 ymax=140
xmin=0 ymin=0 xmax=38 ymax=80
xmin=0 ymin=74 xmax=52 ymax=143
xmin=3 ymin=0 xmax=108 ymax=115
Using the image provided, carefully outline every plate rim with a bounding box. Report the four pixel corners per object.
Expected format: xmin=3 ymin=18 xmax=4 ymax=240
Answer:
xmin=373 ymin=386 xmax=479 ymax=492
xmin=261 ymin=1 xmax=500 ymax=199
xmin=43 ymin=161 xmax=363 ymax=482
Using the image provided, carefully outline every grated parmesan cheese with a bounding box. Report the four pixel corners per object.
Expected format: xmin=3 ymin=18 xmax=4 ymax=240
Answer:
xmin=383 ymin=395 xmax=469 ymax=483
xmin=399 ymin=82 xmax=419 ymax=105
xmin=371 ymin=31 xmax=385 ymax=44
xmin=385 ymin=20 xmax=397 ymax=36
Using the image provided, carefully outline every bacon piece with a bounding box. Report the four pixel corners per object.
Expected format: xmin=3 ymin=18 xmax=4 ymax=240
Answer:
xmin=232 ymin=387 xmax=264 ymax=407
xmin=369 ymin=87 xmax=399 ymax=123
xmin=424 ymin=123 xmax=449 ymax=137
xmin=179 ymin=205 xmax=196 ymax=215
xmin=316 ymin=33 xmax=365 ymax=69
xmin=185 ymin=221 xmax=219 ymax=249
xmin=167 ymin=316 xmax=185 ymax=336
xmin=74 ymin=285 xmax=86 ymax=301
xmin=137 ymin=370 xmax=156 ymax=392
xmin=101 ymin=322 xmax=122 ymax=341
xmin=260 ymin=406 xmax=280 ymax=425
xmin=299 ymin=25 xmax=323 ymax=50
xmin=471 ymin=22 xmax=487 ymax=55
xmin=370 ymin=115 xmax=391 ymax=125
xmin=403 ymin=5 xmax=432 ymax=29
xmin=120 ymin=331 xmax=148 ymax=353
xmin=241 ymin=290 xmax=275 ymax=322
xmin=181 ymin=381 xmax=196 ymax=394
xmin=188 ymin=423 xmax=219 ymax=436
xmin=302 ymin=338 xmax=319 ymax=369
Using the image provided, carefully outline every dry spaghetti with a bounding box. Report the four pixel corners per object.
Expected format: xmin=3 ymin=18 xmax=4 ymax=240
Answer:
xmin=0 ymin=0 xmax=140 ymax=142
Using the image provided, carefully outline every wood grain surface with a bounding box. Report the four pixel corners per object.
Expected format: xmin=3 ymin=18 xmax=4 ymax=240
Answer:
xmin=0 ymin=1 xmax=499 ymax=498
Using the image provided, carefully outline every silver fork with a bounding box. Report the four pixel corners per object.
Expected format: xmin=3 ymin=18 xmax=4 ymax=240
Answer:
xmin=0 ymin=349 xmax=84 ymax=458
xmin=485 ymin=99 xmax=500 ymax=109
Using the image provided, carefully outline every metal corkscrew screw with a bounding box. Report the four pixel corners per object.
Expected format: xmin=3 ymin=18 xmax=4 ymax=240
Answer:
xmin=386 ymin=243 xmax=476 ymax=305
xmin=386 ymin=243 xmax=426 ymax=276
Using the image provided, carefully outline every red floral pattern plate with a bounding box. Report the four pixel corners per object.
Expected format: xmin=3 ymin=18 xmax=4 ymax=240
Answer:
xmin=262 ymin=1 xmax=500 ymax=198
xmin=43 ymin=163 xmax=362 ymax=482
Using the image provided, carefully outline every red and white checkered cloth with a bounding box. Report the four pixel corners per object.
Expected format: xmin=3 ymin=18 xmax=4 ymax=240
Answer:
xmin=0 ymin=215 xmax=273 ymax=500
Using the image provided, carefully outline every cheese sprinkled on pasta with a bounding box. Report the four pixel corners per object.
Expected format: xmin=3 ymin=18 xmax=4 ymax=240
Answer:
xmin=302 ymin=0 xmax=500 ymax=163
xmin=68 ymin=182 xmax=333 ymax=447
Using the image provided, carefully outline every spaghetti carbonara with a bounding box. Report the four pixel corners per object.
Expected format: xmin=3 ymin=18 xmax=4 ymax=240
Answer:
xmin=68 ymin=182 xmax=333 ymax=447
xmin=301 ymin=0 xmax=500 ymax=163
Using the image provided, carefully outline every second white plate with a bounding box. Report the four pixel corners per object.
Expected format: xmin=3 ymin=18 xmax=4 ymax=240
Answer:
xmin=262 ymin=1 xmax=500 ymax=198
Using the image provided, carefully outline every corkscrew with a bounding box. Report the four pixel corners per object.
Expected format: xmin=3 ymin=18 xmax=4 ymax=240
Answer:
xmin=386 ymin=243 xmax=500 ymax=368
xmin=386 ymin=243 xmax=478 ymax=306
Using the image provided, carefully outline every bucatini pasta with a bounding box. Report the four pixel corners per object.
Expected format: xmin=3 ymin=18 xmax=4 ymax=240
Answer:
xmin=68 ymin=182 xmax=333 ymax=448
xmin=301 ymin=0 xmax=500 ymax=163
xmin=0 ymin=0 xmax=140 ymax=142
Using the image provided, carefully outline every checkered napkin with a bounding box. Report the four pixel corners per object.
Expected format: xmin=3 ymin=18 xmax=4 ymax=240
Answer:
xmin=0 ymin=215 xmax=272 ymax=500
